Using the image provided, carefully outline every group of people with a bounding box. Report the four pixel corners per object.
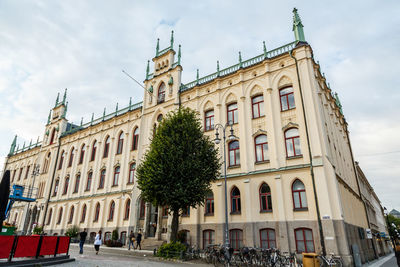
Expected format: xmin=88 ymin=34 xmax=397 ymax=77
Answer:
xmin=78 ymin=229 xmax=142 ymax=255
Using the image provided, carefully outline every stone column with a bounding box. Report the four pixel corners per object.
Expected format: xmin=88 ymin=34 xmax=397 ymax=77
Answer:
xmin=274 ymin=175 xmax=290 ymax=252
xmin=143 ymin=203 xmax=151 ymax=238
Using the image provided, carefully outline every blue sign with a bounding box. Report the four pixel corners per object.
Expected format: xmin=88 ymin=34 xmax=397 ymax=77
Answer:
xmin=380 ymin=232 xmax=386 ymax=237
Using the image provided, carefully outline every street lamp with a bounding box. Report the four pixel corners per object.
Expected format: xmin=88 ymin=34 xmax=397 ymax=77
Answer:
xmin=213 ymin=121 xmax=237 ymax=249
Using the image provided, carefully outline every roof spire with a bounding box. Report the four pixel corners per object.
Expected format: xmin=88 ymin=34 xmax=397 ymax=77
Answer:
xmin=62 ymin=101 xmax=68 ymax=119
xmin=146 ymin=60 xmax=150 ymax=80
xmin=217 ymin=61 xmax=220 ymax=76
xmin=196 ymin=69 xmax=199 ymax=84
xmin=9 ymin=135 xmax=17 ymax=156
xmin=91 ymin=113 xmax=94 ymax=125
xmin=129 ymin=97 xmax=132 ymax=110
xmin=263 ymin=41 xmax=267 ymax=58
xmin=170 ymin=30 xmax=174 ymax=48
xmin=80 ymin=117 xmax=83 ymax=126
xmin=103 ymin=107 xmax=106 ymax=121
xmin=238 ymin=51 xmax=243 ymax=68
xmin=156 ymin=38 xmax=160 ymax=56
xmin=115 ymin=102 xmax=119 ymax=116
xmin=334 ymin=92 xmax=343 ymax=114
xmin=292 ymin=8 xmax=306 ymax=42
xmin=47 ymin=109 xmax=51 ymax=124
xmin=55 ymin=92 xmax=60 ymax=107
xmin=177 ymin=45 xmax=181 ymax=65
xmin=62 ymin=88 xmax=67 ymax=104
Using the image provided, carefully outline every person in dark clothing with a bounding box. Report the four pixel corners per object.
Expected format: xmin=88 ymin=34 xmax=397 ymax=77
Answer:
xmin=135 ymin=230 xmax=142 ymax=250
xmin=128 ymin=230 xmax=135 ymax=250
xmin=79 ymin=228 xmax=87 ymax=254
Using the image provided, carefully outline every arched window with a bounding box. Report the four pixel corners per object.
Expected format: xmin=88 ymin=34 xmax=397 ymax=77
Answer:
xmin=139 ymin=199 xmax=146 ymax=219
xmin=204 ymin=110 xmax=214 ymax=131
xmin=68 ymin=147 xmax=74 ymax=167
xmin=228 ymin=141 xmax=240 ymax=167
xmin=292 ymin=179 xmax=308 ymax=209
xmin=294 ymin=228 xmax=314 ymax=253
xmin=124 ymin=199 xmax=130 ymax=220
xmin=157 ymin=82 xmax=166 ymax=104
xmin=260 ymin=228 xmax=276 ymax=249
xmin=68 ymin=206 xmax=74 ymax=224
xmin=203 ymin=230 xmax=215 ymax=249
xmin=252 ymin=95 xmax=264 ymax=118
xmin=259 ymin=183 xmax=272 ymax=212
xmin=24 ymin=165 xmax=30 ymax=180
xmin=43 ymin=152 xmax=51 ymax=173
xmin=18 ymin=167 xmax=23 ymax=181
xmin=231 ymin=187 xmax=241 ymax=213
xmin=58 ymin=151 xmax=65 ymax=170
xmin=157 ymin=114 xmax=163 ymax=122
xmin=229 ymin=229 xmax=243 ymax=250
xmin=108 ymin=201 xmax=115 ymax=221
xmin=99 ymin=169 xmax=106 ymax=189
xmin=79 ymin=144 xmax=85 ymax=164
xmin=103 ymin=136 xmax=110 ymax=158
xmin=280 ymin=86 xmax=295 ymax=111
xmin=73 ymin=174 xmax=80 ymax=193
xmin=46 ymin=208 xmax=53 ymax=225
xmin=113 ymin=166 xmax=120 ymax=186
xmin=93 ymin=203 xmax=100 ymax=222
xmin=91 ymin=140 xmax=97 ymax=161
xmin=255 ymin=135 xmax=268 ymax=162
xmin=53 ymin=179 xmax=59 ymax=196
xmin=116 ymin=132 xmax=124 ymax=154
xmin=49 ymin=128 xmax=56 ymax=145
xmin=132 ymin=128 xmax=139 ymax=151
xmin=285 ymin=128 xmax=301 ymax=157
xmin=81 ymin=204 xmax=87 ymax=223
xmin=63 ymin=177 xmax=69 ymax=195
xmin=85 ymin=172 xmax=92 ymax=191
xmin=128 ymin=163 xmax=135 ymax=184
xmin=227 ymin=103 xmax=238 ymax=124
xmin=205 ymin=191 xmax=214 ymax=215
xmin=57 ymin=207 xmax=63 ymax=224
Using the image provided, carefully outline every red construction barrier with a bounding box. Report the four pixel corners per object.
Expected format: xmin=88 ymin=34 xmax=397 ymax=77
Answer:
xmin=39 ymin=236 xmax=58 ymax=256
xmin=56 ymin=236 xmax=70 ymax=254
xmin=0 ymin=235 xmax=15 ymax=259
xmin=14 ymin=236 xmax=40 ymax=258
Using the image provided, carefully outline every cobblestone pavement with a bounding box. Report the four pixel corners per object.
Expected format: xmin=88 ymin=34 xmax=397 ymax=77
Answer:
xmin=60 ymin=245 xmax=211 ymax=267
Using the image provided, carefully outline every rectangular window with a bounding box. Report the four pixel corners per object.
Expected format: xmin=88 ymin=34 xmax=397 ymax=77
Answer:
xmin=252 ymin=95 xmax=264 ymax=119
xmin=280 ymin=87 xmax=295 ymax=111
xmin=295 ymin=228 xmax=314 ymax=253
xmin=25 ymin=165 xmax=30 ymax=180
xmin=227 ymin=103 xmax=238 ymax=124
xmin=260 ymin=229 xmax=276 ymax=249
xmin=204 ymin=110 xmax=214 ymax=131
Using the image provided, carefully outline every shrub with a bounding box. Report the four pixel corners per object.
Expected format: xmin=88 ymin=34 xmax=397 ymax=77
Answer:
xmin=157 ymin=242 xmax=186 ymax=258
xmin=105 ymin=239 xmax=123 ymax=247
xmin=112 ymin=229 xmax=118 ymax=241
xmin=65 ymin=225 xmax=79 ymax=238
xmin=33 ymin=225 xmax=43 ymax=235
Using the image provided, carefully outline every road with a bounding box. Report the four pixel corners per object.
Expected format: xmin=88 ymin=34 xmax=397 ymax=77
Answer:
xmin=60 ymin=245 xmax=211 ymax=267
xmin=381 ymin=255 xmax=397 ymax=267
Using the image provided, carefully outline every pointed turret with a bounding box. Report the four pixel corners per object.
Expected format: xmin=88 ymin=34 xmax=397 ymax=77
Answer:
xmin=156 ymin=38 xmax=160 ymax=56
xmin=292 ymin=8 xmax=306 ymax=42
xmin=103 ymin=107 xmax=106 ymax=121
xmin=55 ymin=93 xmax=60 ymax=107
xmin=47 ymin=109 xmax=52 ymax=124
xmin=62 ymin=88 xmax=67 ymax=104
xmin=217 ymin=61 xmax=220 ymax=76
xmin=238 ymin=52 xmax=243 ymax=68
xmin=334 ymin=92 xmax=343 ymax=114
xmin=177 ymin=45 xmax=182 ymax=65
xmin=170 ymin=30 xmax=174 ymax=49
xmin=196 ymin=69 xmax=199 ymax=84
xmin=263 ymin=41 xmax=267 ymax=58
xmin=8 ymin=135 xmax=17 ymax=156
xmin=62 ymin=101 xmax=68 ymax=119
xmin=146 ymin=60 xmax=150 ymax=80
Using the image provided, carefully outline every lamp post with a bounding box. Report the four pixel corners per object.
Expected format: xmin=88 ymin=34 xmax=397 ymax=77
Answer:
xmin=213 ymin=122 xmax=237 ymax=248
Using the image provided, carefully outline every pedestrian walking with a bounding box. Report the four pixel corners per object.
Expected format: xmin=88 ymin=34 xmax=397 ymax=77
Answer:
xmin=94 ymin=230 xmax=102 ymax=255
xmin=128 ymin=230 xmax=135 ymax=250
xmin=395 ymin=240 xmax=400 ymax=266
xmin=135 ymin=230 xmax=142 ymax=250
xmin=79 ymin=228 xmax=87 ymax=254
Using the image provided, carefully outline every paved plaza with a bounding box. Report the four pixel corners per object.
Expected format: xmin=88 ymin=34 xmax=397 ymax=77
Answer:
xmin=60 ymin=244 xmax=211 ymax=267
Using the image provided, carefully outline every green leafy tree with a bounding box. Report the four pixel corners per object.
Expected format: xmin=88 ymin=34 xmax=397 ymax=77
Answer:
xmin=137 ymin=107 xmax=221 ymax=242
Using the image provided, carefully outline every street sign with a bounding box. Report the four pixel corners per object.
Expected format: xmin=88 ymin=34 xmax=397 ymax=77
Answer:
xmin=380 ymin=232 xmax=386 ymax=237
xmin=365 ymin=229 xmax=372 ymax=239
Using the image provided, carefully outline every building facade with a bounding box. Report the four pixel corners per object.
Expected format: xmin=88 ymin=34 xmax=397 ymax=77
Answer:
xmin=3 ymin=9 xmax=384 ymax=266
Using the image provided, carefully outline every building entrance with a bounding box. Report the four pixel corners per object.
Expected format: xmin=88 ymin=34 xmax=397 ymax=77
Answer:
xmin=147 ymin=204 xmax=158 ymax=237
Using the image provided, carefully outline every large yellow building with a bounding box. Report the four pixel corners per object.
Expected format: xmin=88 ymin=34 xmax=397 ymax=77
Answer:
xmin=3 ymin=9 xmax=383 ymax=266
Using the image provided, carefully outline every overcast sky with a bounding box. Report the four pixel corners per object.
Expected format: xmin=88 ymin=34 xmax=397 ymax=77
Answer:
xmin=0 ymin=1 xmax=399 ymax=210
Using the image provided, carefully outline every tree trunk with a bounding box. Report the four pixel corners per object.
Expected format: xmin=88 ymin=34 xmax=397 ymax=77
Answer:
xmin=170 ymin=209 xmax=179 ymax=242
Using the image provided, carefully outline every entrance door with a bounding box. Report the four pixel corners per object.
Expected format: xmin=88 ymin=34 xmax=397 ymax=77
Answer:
xmin=147 ymin=204 xmax=158 ymax=237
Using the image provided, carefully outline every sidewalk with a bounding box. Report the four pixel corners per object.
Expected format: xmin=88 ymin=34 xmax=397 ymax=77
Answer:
xmin=362 ymin=253 xmax=394 ymax=267
xmin=70 ymin=243 xmax=155 ymax=257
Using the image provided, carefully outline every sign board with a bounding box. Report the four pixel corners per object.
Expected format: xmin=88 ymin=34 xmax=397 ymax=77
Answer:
xmin=365 ymin=228 xmax=372 ymax=239
xmin=380 ymin=232 xmax=386 ymax=237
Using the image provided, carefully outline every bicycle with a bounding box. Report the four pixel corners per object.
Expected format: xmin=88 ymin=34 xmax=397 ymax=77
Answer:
xmin=318 ymin=253 xmax=343 ymax=267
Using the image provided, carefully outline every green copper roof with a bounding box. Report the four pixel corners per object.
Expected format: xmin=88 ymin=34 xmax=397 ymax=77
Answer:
xmin=180 ymin=41 xmax=298 ymax=92
xmin=292 ymin=8 xmax=306 ymax=42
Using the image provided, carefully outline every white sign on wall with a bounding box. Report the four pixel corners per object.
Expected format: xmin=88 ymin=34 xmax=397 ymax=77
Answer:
xmin=366 ymin=228 xmax=373 ymax=239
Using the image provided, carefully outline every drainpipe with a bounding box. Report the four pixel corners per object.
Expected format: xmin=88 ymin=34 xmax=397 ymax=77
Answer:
xmin=289 ymin=49 xmax=326 ymax=256
xmin=41 ymin=138 xmax=62 ymax=227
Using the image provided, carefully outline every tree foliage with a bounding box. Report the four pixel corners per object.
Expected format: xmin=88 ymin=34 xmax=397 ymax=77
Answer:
xmin=137 ymin=107 xmax=221 ymax=241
